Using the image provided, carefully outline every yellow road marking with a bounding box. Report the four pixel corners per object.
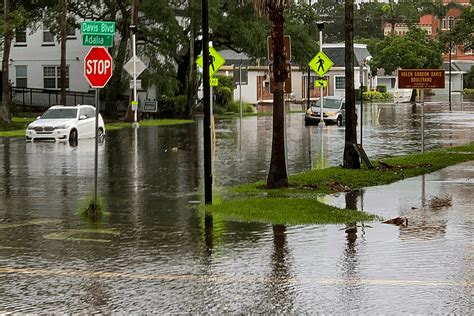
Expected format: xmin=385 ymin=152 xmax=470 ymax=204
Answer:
xmin=0 ymin=266 xmax=471 ymax=287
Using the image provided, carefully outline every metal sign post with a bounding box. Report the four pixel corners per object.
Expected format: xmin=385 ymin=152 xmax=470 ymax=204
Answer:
xmin=421 ymin=89 xmax=425 ymax=153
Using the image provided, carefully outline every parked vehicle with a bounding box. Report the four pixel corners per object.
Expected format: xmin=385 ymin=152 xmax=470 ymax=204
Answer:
xmin=26 ymin=105 xmax=105 ymax=142
xmin=305 ymin=96 xmax=345 ymax=126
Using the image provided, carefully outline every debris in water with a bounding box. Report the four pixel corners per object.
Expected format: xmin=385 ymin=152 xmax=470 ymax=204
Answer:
xmin=428 ymin=195 xmax=452 ymax=209
xmin=383 ymin=217 xmax=408 ymax=226
xmin=329 ymin=182 xmax=351 ymax=192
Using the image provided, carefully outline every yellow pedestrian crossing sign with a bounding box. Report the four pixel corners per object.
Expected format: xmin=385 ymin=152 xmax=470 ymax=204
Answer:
xmin=196 ymin=47 xmax=226 ymax=78
xmin=309 ymin=51 xmax=334 ymax=77
xmin=315 ymin=79 xmax=328 ymax=87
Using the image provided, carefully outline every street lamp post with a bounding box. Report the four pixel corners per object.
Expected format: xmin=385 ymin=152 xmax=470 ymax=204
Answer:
xmin=449 ymin=27 xmax=452 ymax=111
xmin=317 ymin=22 xmax=325 ymax=127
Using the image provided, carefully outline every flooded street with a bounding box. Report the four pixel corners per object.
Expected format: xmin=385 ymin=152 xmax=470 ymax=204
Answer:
xmin=0 ymin=100 xmax=473 ymax=313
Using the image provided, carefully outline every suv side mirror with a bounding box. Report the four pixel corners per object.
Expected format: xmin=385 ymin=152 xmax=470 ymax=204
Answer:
xmin=341 ymin=103 xmax=345 ymax=109
xmin=79 ymin=115 xmax=87 ymax=120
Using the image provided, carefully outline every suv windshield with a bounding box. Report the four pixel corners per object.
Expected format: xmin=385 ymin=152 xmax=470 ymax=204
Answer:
xmin=312 ymin=98 xmax=342 ymax=110
xmin=41 ymin=108 xmax=78 ymax=119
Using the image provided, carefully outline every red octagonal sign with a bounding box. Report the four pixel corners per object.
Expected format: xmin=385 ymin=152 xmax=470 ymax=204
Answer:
xmin=84 ymin=47 xmax=113 ymax=88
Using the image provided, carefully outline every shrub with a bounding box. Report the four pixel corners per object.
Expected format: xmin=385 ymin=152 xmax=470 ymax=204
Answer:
xmin=157 ymin=95 xmax=187 ymax=118
xmin=363 ymin=91 xmax=393 ymax=101
xmin=228 ymin=100 xmax=255 ymax=113
xmin=376 ymin=85 xmax=387 ymax=93
xmin=463 ymin=89 xmax=474 ymax=95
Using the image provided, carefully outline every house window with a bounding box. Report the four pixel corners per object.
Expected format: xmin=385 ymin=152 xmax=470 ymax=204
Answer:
xmin=67 ymin=24 xmax=76 ymax=38
xmin=15 ymin=65 xmax=28 ymax=87
xmin=15 ymin=29 xmax=27 ymax=45
xmin=43 ymin=30 xmax=55 ymax=45
xmin=335 ymin=76 xmax=345 ymax=90
xmin=440 ymin=18 xmax=446 ymax=30
xmin=463 ymin=41 xmax=472 ymax=54
xmin=43 ymin=66 xmax=69 ymax=89
xmin=448 ymin=16 xmax=454 ymax=30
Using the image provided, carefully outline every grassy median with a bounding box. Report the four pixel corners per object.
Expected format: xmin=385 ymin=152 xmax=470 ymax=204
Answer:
xmin=203 ymin=142 xmax=474 ymax=225
xmin=0 ymin=116 xmax=194 ymax=137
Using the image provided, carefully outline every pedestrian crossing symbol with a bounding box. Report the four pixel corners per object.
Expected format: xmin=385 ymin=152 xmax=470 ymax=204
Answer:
xmin=196 ymin=47 xmax=226 ymax=78
xmin=309 ymin=51 xmax=334 ymax=77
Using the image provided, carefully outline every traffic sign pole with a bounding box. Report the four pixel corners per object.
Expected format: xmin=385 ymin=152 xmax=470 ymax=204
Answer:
xmin=94 ymin=88 xmax=99 ymax=209
xmin=132 ymin=30 xmax=138 ymax=127
xmin=319 ymin=28 xmax=325 ymax=127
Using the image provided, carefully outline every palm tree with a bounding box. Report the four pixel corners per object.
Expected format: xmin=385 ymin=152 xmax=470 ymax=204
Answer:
xmin=343 ymin=0 xmax=360 ymax=169
xmin=252 ymin=0 xmax=291 ymax=189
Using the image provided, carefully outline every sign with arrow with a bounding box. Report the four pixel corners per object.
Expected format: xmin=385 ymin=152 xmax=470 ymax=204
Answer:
xmin=315 ymin=79 xmax=328 ymax=88
xmin=196 ymin=47 xmax=226 ymax=78
xmin=309 ymin=51 xmax=334 ymax=77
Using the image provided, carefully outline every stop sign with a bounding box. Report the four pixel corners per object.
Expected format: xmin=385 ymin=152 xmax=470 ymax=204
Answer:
xmin=84 ymin=47 xmax=113 ymax=88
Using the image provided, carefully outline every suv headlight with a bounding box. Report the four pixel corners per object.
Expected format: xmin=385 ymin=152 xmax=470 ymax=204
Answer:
xmin=27 ymin=125 xmax=35 ymax=130
xmin=326 ymin=112 xmax=336 ymax=116
xmin=54 ymin=125 xmax=68 ymax=130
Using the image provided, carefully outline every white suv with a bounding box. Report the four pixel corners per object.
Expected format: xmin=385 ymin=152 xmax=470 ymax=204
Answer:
xmin=26 ymin=105 xmax=105 ymax=142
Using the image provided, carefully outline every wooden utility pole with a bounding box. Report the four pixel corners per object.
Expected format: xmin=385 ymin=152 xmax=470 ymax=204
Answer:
xmin=60 ymin=0 xmax=67 ymax=105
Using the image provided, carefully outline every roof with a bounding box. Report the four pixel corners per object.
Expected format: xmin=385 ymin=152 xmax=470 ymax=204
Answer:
xmin=443 ymin=60 xmax=474 ymax=73
xmin=322 ymin=43 xmax=371 ymax=67
xmin=218 ymin=49 xmax=252 ymax=66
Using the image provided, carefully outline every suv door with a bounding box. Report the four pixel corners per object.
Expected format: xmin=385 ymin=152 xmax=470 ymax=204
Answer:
xmin=77 ymin=107 xmax=95 ymax=139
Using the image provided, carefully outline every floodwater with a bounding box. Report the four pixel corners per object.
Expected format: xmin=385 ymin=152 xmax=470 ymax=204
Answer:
xmin=0 ymin=99 xmax=473 ymax=313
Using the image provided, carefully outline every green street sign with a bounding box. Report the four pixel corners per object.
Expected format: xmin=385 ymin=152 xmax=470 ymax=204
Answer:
xmin=196 ymin=47 xmax=226 ymax=78
xmin=81 ymin=21 xmax=115 ymax=35
xmin=315 ymin=79 xmax=328 ymax=87
xmin=82 ymin=34 xmax=114 ymax=47
xmin=309 ymin=51 xmax=334 ymax=77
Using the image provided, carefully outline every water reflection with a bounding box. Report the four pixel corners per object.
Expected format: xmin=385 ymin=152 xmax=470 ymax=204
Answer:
xmin=265 ymin=225 xmax=293 ymax=312
xmin=0 ymin=101 xmax=473 ymax=313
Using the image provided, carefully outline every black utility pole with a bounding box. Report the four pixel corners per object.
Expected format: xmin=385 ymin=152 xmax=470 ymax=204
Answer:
xmin=307 ymin=0 xmax=312 ymax=110
xmin=202 ymin=0 xmax=212 ymax=204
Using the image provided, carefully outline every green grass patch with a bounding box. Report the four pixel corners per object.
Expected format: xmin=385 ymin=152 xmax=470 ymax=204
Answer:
xmin=0 ymin=117 xmax=194 ymax=137
xmin=106 ymin=119 xmax=193 ymax=131
xmin=0 ymin=117 xmax=35 ymax=137
xmin=202 ymin=197 xmax=381 ymax=225
xmin=207 ymin=142 xmax=474 ymax=225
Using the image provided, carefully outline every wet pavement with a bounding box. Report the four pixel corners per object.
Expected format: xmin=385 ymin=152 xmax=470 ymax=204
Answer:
xmin=0 ymin=99 xmax=473 ymax=313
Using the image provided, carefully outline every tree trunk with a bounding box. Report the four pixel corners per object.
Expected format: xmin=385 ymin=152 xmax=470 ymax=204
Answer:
xmin=105 ymin=24 xmax=129 ymax=117
xmin=266 ymin=7 xmax=288 ymax=189
xmin=185 ymin=0 xmax=196 ymax=119
xmin=1 ymin=0 xmax=12 ymax=124
xmin=343 ymin=0 xmax=360 ymax=169
xmin=60 ymin=0 xmax=67 ymax=105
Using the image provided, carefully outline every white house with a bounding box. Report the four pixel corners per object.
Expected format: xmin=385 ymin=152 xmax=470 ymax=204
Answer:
xmin=9 ymin=25 xmax=91 ymax=92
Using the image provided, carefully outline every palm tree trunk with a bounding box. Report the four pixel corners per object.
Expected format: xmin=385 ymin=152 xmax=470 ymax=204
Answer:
xmin=343 ymin=0 xmax=360 ymax=169
xmin=2 ymin=0 xmax=13 ymax=124
xmin=60 ymin=0 xmax=67 ymax=105
xmin=266 ymin=7 xmax=288 ymax=188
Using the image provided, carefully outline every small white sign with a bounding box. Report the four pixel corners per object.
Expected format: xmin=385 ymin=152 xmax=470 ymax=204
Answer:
xmin=124 ymin=56 xmax=147 ymax=77
xmin=129 ymin=79 xmax=142 ymax=90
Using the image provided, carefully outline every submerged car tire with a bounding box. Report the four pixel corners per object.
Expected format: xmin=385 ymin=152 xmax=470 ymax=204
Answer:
xmin=69 ymin=129 xmax=78 ymax=142
xmin=337 ymin=116 xmax=343 ymax=126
